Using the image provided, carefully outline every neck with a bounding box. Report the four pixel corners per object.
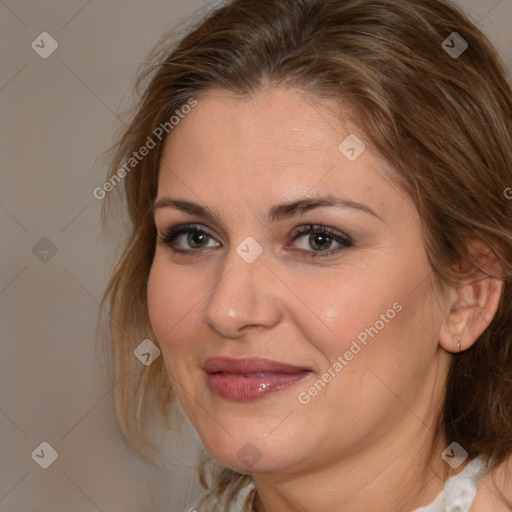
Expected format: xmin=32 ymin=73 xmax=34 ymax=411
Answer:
xmin=251 ymin=418 xmax=451 ymax=512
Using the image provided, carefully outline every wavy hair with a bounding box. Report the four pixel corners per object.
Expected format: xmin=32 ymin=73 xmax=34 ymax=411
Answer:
xmin=100 ymin=0 xmax=512 ymax=507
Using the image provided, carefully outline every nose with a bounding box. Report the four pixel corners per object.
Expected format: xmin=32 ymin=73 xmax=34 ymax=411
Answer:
xmin=202 ymin=245 xmax=282 ymax=338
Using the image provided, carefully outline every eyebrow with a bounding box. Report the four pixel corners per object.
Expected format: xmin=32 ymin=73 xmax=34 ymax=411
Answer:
xmin=153 ymin=195 xmax=383 ymax=223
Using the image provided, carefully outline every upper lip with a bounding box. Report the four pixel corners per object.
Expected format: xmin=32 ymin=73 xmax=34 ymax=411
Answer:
xmin=203 ymin=357 xmax=311 ymax=374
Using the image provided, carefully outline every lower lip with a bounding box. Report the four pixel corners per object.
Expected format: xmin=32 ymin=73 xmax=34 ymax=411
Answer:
xmin=207 ymin=371 xmax=312 ymax=401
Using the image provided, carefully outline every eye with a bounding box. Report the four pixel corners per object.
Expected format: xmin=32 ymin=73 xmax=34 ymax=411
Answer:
xmin=288 ymin=224 xmax=353 ymax=258
xmin=157 ymin=223 xmax=220 ymax=254
xmin=157 ymin=223 xmax=353 ymax=259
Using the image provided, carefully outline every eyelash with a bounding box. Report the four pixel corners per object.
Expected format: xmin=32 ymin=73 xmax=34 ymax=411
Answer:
xmin=157 ymin=223 xmax=353 ymax=259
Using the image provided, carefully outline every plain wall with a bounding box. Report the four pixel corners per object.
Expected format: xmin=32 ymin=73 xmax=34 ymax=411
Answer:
xmin=1 ymin=1 xmax=511 ymax=511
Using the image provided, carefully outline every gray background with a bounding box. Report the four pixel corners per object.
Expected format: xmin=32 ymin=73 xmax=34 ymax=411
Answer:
xmin=1 ymin=1 xmax=511 ymax=511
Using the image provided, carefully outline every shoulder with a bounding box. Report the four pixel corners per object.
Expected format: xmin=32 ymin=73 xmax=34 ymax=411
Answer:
xmin=470 ymin=455 xmax=512 ymax=511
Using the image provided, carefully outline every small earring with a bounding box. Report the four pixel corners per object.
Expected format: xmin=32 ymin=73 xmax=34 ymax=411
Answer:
xmin=456 ymin=335 xmax=462 ymax=352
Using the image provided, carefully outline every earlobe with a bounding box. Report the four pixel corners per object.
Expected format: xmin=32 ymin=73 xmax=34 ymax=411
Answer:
xmin=438 ymin=241 xmax=504 ymax=354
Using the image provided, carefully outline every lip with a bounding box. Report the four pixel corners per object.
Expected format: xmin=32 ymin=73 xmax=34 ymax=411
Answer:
xmin=203 ymin=357 xmax=313 ymax=401
xmin=203 ymin=356 xmax=311 ymax=374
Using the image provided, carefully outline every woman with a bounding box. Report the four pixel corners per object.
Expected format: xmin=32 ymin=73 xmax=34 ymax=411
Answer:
xmin=101 ymin=0 xmax=512 ymax=510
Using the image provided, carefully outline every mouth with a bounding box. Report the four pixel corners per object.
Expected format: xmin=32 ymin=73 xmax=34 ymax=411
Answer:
xmin=203 ymin=357 xmax=313 ymax=401
xmin=202 ymin=356 xmax=311 ymax=374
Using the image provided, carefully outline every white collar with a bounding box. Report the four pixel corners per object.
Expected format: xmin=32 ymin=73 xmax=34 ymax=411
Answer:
xmin=413 ymin=456 xmax=487 ymax=512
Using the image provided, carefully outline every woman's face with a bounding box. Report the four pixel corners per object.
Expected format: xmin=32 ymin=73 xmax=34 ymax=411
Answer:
xmin=148 ymin=87 xmax=452 ymax=474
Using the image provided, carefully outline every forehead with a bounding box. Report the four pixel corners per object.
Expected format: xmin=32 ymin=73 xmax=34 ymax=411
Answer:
xmin=161 ymin=86 xmax=352 ymax=168
xmin=157 ymin=86 xmax=409 ymax=219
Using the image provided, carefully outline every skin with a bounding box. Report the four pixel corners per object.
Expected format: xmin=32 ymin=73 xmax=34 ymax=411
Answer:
xmin=147 ymin=87 xmax=505 ymax=511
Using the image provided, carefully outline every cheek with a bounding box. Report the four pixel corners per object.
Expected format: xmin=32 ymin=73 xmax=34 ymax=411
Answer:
xmin=292 ymin=260 xmax=434 ymax=385
xmin=147 ymin=258 xmax=200 ymax=353
xmin=147 ymin=262 xmax=207 ymax=406
xmin=147 ymin=260 xmax=171 ymax=339
xmin=291 ymin=277 xmax=436 ymax=429
xmin=288 ymin=267 xmax=402 ymax=357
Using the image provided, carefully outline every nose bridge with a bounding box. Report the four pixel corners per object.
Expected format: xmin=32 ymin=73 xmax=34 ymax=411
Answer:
xmin=202 ymin=241 xmax=280 ymax=337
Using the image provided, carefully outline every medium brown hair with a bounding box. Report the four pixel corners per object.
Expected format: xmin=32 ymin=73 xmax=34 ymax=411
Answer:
xmin=101 ymin=0 xmax=512 ymax=504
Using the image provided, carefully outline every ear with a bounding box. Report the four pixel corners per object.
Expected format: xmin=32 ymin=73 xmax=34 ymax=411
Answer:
xmin=439 ymin=240 xmax=504 ymax=353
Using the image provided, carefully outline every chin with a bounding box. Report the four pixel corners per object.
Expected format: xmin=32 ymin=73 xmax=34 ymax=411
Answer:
xmin=197 ymin=426 xmax=304 ymax=475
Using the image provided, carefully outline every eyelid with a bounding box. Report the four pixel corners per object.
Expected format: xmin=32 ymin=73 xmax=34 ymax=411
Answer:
xmin=290 ymin=224 xmax=352 ymax=243
xmin=157 ymin=223 xmax=220 ymax=248
xmin=157 ymin=222 xmax=353 ymax=258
